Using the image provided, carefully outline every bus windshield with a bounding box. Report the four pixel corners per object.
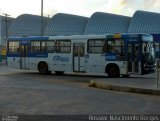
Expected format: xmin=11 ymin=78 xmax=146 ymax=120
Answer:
xmin=142 ymin=42 xmax=155 ymax=64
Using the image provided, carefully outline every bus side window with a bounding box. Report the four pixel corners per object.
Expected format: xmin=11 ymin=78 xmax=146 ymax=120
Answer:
xmin=8 ymin=41 xmax=20 ymax=53
xmin=107 ymin=39 xmax=125 ymax=60
xmin=142 ymin=43 xmax=147 ymax=53
xmin=17 ymin=48 xmax=20 ymax=52
xmin=103 ymin=42 xmax=107 ymax=53
xmin=45 ymin=41 xmax=55 ymax=53
xmin=41 ymin=41 xmax=47 ymax=52
xmin=55 ymin=40 xmax=71 ymax=53
xmin=56 ymin=41 xmax=61 ymax=53
xmin=107 ymin=41 xmax=114 ymax=53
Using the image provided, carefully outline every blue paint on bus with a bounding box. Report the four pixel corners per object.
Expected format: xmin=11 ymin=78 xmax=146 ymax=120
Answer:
xmin=8 ymin=36 xmax=49 ymax=41
xmin=105 ymin=53 xmax=117 ymax=61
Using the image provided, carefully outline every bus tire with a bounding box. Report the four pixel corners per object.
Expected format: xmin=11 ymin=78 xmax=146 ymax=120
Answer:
xmin=38 ymin=62 xmax=49 ymax=74
xmin=106 ymin=64 xmax=120 ymax=78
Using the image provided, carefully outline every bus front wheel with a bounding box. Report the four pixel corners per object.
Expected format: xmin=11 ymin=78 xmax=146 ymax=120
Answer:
xmin=106 ymin=65 xmax=120 ymax=78
xmin=38 ymin=62 xmax=50 ymax=74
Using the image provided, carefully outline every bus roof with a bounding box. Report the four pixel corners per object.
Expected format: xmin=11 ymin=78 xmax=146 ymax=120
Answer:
xmin=8 ymin=36 xmax=49 ymax=41
xmin=8 ymin=33 xmax=152 ymax=41
xmin=106 ymin=33 xmax=151 ymax=39
xmin=152 ymin=34 xmax=160 ymax=42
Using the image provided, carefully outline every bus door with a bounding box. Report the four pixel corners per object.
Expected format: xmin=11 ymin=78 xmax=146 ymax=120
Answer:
xmin=20 ymin=42 xmax=29 ymax=69
xmin=127 ymin=42 xmax=141 ymax=74
xmin=73 ymin=43 xmax=85 ymax=72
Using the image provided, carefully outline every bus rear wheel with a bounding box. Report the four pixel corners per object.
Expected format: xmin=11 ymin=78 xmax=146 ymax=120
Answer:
xmin=38 ymin=62 xmax=50 ymax=74
xmin=107 ymin=65 xmax=120 ymax=78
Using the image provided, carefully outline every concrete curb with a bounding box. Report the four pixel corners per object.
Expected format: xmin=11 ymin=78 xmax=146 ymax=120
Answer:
xmin=89 ymin=80 xmax=160 ymax=95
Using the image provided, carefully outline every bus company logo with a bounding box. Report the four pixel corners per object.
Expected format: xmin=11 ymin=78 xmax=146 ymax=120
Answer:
xmin=53 ymin=55 xmax=69 ymax=62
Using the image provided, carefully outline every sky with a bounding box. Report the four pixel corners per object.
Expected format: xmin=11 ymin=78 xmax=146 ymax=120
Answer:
xmin=0 ymin=0 xmax=160 ymax=18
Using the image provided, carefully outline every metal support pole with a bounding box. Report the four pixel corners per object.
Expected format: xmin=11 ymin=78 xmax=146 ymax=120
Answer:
xmin=156 ymin=59 xmax=160 ymax=88
xmin=41 ymin=0 xmax=44 ymax=36
xmin=3 ymin=13 xmax=10 ymax=40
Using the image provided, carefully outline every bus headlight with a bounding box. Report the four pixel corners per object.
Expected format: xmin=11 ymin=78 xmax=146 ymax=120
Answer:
xmin=144 ymin=63 xmax=147 ymax=67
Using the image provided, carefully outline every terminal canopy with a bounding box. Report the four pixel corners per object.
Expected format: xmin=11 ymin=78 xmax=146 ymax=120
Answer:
xmin=128 ymin=10 xmax=160 ymax=34
xmin=84 ymin=12 xmax=131 ymax=35
xmin=44 ymin=13 xmax=88 ymax=36
xmin=8 ymin=14 xmax=48 ymax=37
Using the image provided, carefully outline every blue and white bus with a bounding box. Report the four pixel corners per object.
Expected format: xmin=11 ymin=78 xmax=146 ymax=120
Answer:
xmin=7 ymin=33 xmax=155 ymax=77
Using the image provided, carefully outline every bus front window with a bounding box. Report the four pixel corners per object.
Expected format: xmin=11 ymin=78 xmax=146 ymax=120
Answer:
xmin=142 ymin=42 xmax=155 ymax=64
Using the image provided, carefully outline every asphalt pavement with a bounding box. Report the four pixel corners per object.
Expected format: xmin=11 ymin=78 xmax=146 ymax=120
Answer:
xmin=0 ymin=61 xmax=160 ymax=121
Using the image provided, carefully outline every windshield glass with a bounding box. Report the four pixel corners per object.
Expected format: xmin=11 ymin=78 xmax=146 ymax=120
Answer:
xmin=142 ymin=42 xmax=155 ymax=64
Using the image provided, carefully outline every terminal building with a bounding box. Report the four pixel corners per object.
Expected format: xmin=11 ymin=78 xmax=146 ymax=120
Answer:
xmin=8 ymin=14 xmax=49 ymax=37
xmin=1 ymin=10 xmax=160 ymax=43
xmin=0 ymin=16 xmax=14 ymax=60
xmin=0 ymin=14 xmax=48 ymax=61
xmin=2 ymin=10 xmax=160 ymax=43
xmin=83 ymin=12 xmax=131 ymax=35
xmin=1 ymin=10 xmax=160 ymax=60
xmin=44 ymin=13 xmax=88 ymax=36
xmin=0 ymin=16 xmax=14 ymax=46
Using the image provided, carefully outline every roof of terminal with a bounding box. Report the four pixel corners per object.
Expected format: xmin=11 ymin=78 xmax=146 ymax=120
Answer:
xmin=7 ymin=10 xmax=160 ymax=37
xmin=84 ymin=12 xmax=131 ymax=35
xmin=44 ymin=13 xmax=88 ymax=36
xmin=8 ymin=14 xmax=48 ymax=37
xmin=128 ymin=10 xmax=160 ymax=34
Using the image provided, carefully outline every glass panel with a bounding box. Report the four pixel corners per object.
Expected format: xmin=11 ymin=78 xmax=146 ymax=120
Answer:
xmin=56 ymin=40 xmax=71 ymax=53
xmin=41 ymin=41 xmax=46 ymax=52
xmin=127 ymin=44 xmax=132 ymax=61
xmin=154 ymin=42 xmax=159 ymax=52
xmin=31 ymin=41 xmax=56 ymax=53
xmin=74 ymin=44 xmax=78 ymax=57
xmin=134 ymin=45 xmax=139 ymax=61
xmin=31 ymin=41 xmax=41 ymax=52
xmin=142 ymin=42 xmax=155 ymax=64
xmin=21 ymin=45 xmax=28 ymax=57
xmin=46 ymin=41 xmax=55 ymax=53
xmin=8 ymin=41 xmax=19 ymax=53
xmin=74 ymin=43 xmax=85 ymax=57
xmin=107 ymin=39 xmax=125 ymax=60
xmin=79 ymin=46 xmax=84 ymax=57
xmin=88 ymin=39 xmax=106 ymax=53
